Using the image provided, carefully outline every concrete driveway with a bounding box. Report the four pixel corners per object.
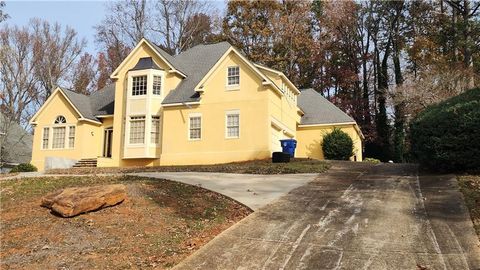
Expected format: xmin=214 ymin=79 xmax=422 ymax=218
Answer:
xmin=174 ymin=163 xmax=480 ymax=270
xmin=130 ymin=172 xmax=318 ymax=210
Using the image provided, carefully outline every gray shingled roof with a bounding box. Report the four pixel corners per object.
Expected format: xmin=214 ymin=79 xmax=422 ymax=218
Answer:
xmin=89 ymin=84 xmax=115 ymax=116
xmin=61 ymin=89 xmax=96 ymax=120
xmin=149 ymin=42 xmax=187 ymax=75
xmin=161 ymin=42 xmax=232 ymax=104
xmin=57 ymin=41 xmax=232 ymax=121
xmin=298 ymin=88 xmax=355 ymax=125
xmin=130 ymin=57 xmax=163 ymax=71
xmin=60 ymin=83 xmax=115 ymax=122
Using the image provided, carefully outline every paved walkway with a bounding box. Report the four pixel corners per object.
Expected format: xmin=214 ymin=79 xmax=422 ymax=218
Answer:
xmin=130 ymin=172 xmax=318 ymax=210
xmin=173 ymin=163 xmax=480 ymax=270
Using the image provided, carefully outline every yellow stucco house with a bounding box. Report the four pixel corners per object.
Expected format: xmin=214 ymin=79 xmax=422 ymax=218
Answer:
xmin=29 ymin=39 xmax=363 ymax=170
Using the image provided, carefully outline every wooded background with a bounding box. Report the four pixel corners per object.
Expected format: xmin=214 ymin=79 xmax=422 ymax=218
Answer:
xmin=1 ymin=0 xmax=479 ymax=162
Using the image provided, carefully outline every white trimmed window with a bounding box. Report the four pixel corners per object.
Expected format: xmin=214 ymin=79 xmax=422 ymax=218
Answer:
xmin=227 ymin=66 xmax=240 ymax=86
xmin=129 ymin=116 xmax=145 ymax=144
xmin=54 ymin=115 xmax=66 ymax=124
xmin=153 ymin=75 xmax=162 ymax=95
xmin=52 ymin=127 xmax=66 ymax=149
xmin=226 ymin=111 xmax=240 ymax=138
xmin=68 ymin=126 xmax=75 ymax=148
xmin=189 ymin=115 xmax=201 ymax=140
xmin=42 ymin=127 xmax=49 ymax=149
xmin=132 ymin=75 xmax=147 ymax=96
xmin=151 ymin=116 xmax=160 ymax=143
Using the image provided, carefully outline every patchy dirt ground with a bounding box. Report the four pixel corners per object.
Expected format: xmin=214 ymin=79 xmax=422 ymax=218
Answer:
xmin=47 ymin=158 xmax=330 ymax=175
xmin=0 ymin=172 xmax=19 ymax=179
xmin=458 ymin=175 xmax=480 ymax=239
xmin=0 ymin=176 xmax=252 ymax=269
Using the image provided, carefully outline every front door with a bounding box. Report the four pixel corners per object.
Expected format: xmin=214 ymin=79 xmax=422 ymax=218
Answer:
xmin=103 ymin=128 xmax=113 ymax=158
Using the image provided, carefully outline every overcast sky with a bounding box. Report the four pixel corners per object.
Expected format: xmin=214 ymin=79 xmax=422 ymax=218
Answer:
xmin=4 ymin=0 xmax=226 ymax=54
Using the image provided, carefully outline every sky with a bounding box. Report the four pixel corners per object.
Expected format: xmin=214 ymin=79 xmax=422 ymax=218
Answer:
xmin=3 ymin=0 xmax=226 ymax=54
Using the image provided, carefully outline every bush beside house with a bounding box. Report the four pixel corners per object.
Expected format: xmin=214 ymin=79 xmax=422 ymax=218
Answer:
xmin=322 ymin=128 xmax=354 ymax=160
xmin=410 ymin=87 xmax=480 ymax=172
xmin=10 ymin=163 xmax=38 ymax=173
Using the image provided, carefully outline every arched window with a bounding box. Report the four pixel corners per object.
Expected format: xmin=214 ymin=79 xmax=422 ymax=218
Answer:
xmin=54 ymin=115 xmax=66 ymax=124
xmin=43 ymin=115 xmax=75 ymax=150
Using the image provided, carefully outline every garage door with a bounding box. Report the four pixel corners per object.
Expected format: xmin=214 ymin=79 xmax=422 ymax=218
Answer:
xmin=271 ymin=126 xmax=290 ymax=153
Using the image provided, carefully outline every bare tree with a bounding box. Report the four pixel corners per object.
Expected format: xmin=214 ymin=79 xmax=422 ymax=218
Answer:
xmin=0 ymin=25 xmax=38 ymax=168
xmin=95 ymin=0 xmax=149 ymax=49
xmin=153 ymin=0 xmax=215 ymax=54
xmin=0 ymin=25 xmax=40 ymax=125
xmin=70 ymin=52 xmax=98 ymax=95
xmin=31 ymin=19 xmax=86 ymax=100
xmin=179 ymin=13 xmax=215 ymax=51
xmin=444 ymin=0 xmax=480 ymax=87
xmin=94 ymin=0 xmax=153 ymax=81
xmin=0 ymin=1 xmax=8 ymax=23
xmin=390 ymin=64 xmax=478 ymax=119
xmin=95 ymin=0 xmax=215 ymax=57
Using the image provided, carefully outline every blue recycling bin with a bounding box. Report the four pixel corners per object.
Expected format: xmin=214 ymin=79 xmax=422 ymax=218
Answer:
xmin=280 ymin=139 xmax=297 ymax=157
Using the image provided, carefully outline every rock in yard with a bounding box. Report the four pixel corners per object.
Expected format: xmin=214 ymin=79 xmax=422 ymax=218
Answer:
xmin=41 ymin=184 xmax=127 ymax=217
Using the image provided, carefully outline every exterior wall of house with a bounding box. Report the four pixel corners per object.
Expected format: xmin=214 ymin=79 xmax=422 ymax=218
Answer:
xmin=30 ymin=92 xmax=104 ymax=170
xmin=160 ymin=51 xmax=272 ymax=165
xmin=296 ymin=124 xmax=363 ymax=161
xmin=261 ymin=69 xmax=301 ymax=152
xmin=109 ymin=42 xmax=184 ymax=168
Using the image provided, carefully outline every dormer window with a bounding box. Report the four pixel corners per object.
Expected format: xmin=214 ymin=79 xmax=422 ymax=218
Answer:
xmin=153 ymin=75 xmax=162 ymax=95
xmin=227 ymin=66 xmax=240 ymax=86
xmin=132 ymin=75 xmax=147 ymax=96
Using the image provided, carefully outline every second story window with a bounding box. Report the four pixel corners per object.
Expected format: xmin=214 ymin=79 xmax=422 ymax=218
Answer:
xmin=132 ymin=75 xmax=147 ymax=96
xmin=153 ymin=76 xmax=162 ymax=95
xmin=227 ymin=66 xmax=240 ymax=86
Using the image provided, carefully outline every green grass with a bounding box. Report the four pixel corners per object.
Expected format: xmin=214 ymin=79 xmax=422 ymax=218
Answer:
xmin=457 ymin=175 xmax=480 ymax=239
xmin=47 ymin=158 xmax=330 ymax=175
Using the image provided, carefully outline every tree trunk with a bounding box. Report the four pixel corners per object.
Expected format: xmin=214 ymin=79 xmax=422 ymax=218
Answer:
xmin=392 ymin=23 xmax=405 ymax=163
xmin=376 ymin=37 xmax=391 ymax=161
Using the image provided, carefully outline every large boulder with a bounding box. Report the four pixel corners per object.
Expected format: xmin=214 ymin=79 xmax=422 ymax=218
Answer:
xmin=41 ymin=184 xmax=127 ymax=217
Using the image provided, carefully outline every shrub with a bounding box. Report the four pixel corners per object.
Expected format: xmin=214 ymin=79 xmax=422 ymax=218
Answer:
xmin=322 ymin=128 xmax=354 ymax=160
xmin=364 ymin=158 xmax=381 ymax=164
xmin=410 ymin=87 xmax=480 ymax=172
xmin=10 ymin=163 xmax=38 ymax=173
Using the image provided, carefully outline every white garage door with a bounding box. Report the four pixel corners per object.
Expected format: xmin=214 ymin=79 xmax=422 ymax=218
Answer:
xmin=271 ymin=126 xmax=290 ymax=153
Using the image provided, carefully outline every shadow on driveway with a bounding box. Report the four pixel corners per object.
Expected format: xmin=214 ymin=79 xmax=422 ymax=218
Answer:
xmin=173 ymin=163 xmax=480 ymax=270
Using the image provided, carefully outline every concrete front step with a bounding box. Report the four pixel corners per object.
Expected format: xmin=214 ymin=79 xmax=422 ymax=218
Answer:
xmin=73 ymin=158 xmax=98 ymax=168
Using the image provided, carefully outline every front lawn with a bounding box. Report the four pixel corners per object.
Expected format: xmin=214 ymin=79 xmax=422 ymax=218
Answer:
xmin=0 ymin=172 xmax=19 ymax=179
xmin=457 ymin=175 xmax=480 ymax=239
xmin=47 ymin=158 xmax=330 ymax=175
xmin=0 ymin=176 xmax=251 ymax=269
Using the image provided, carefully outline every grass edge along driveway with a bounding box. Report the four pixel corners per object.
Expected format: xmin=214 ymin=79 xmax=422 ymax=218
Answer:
xmin=46 ymin=159 xmax=330 ymax=175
